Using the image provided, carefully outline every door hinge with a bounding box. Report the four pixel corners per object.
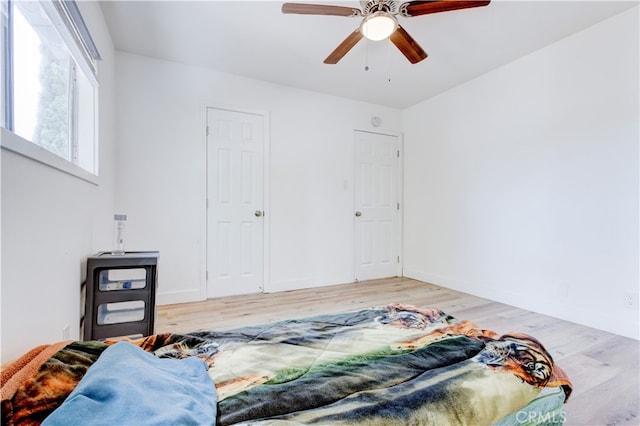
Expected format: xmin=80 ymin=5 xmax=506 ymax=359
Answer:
xmin=206 ymin=271 xmax=209 ymax=280
xmin=397 ymin=256 xmax=400 ymax=263
xmin=397 ymin=202 xmax=400 ymax=210
xmin=206 ymin=125 xmax=209 ymax=137
xmin=397 ymin=150 xmax=400 ymax=158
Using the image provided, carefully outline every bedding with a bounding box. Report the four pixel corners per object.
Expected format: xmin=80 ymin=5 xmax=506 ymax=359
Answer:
xmin=41 ymin=342 xmax=217 ymax=425
xmin=1 ymin=303 xmax=572 ymax=425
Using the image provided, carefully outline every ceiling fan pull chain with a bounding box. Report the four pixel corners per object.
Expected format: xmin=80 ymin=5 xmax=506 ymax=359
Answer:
xmin=387 ymin=38 xmax=392 ymax=82
xmin=364 ymin=40 xmax=370 ymax=71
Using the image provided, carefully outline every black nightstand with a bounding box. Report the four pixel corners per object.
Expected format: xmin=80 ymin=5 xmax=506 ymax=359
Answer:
xmin=83 ymin=251 xmax=159 ymax=340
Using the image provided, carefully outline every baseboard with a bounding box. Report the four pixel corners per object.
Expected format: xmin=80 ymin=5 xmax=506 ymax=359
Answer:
xmin=403 ymin=268 xmax=639 ymax=341
xmin=266 ymin=278 xmax=314 ymax=293
xmin=156 ymin=288 xmax=203 ymax=306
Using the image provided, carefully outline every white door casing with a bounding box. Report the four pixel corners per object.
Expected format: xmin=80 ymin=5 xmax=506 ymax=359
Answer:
xmin=206 ymin=107 xmax=265 ymax=298
xmin=354 ymin=130 xmax=400 ymax=281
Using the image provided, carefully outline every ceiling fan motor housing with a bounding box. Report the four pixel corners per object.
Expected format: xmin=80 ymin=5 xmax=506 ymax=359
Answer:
xmin=361 ymin=0 xmax=400 ymax=15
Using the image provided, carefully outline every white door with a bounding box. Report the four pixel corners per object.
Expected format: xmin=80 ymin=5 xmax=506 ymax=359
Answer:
xmin=354 ymin=130 xmax=400 ymax=281
xmin=207 ymin=107 xmax=264 ymax=298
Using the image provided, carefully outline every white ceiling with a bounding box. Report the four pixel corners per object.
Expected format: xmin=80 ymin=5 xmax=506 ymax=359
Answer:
xmin=99 ymin=0 xmax=638 ymax=109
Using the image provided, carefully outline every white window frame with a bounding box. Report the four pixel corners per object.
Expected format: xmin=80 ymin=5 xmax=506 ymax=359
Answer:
xmin=1 ymin=0 xmax=100 ymax=184
xmin=1 ymin=127 xmax=98 ymax=184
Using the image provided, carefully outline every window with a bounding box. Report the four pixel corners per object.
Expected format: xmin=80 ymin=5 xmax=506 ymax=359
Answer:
xmin=1 ymin=0 xmax=100 ymax=179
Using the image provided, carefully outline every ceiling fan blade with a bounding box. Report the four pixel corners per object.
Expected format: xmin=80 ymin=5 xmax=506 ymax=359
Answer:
xmin=282 ymin=3 xmax=360 ymax=16
xmin=402 ymin=0 xmax=490 ymax=17
xmin=324 ymin=29 xmax=363 ymax=64
xmin=389 ymin=25 xmax=428 ymax=64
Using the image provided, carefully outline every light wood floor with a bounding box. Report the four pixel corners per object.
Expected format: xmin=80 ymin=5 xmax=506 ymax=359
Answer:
xmin=156 ymin=277 xmax=639 ymax=426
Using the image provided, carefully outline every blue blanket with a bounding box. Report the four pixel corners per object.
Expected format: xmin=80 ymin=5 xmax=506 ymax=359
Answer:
xmin=42 ymin=341 xmax=217 ymax=426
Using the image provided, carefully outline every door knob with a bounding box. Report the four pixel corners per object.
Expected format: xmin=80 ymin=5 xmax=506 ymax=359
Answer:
xmin=355 ymin=211 xmax=362 ymax=217
xmin=255 ymin=210 xmax=263 ymax=217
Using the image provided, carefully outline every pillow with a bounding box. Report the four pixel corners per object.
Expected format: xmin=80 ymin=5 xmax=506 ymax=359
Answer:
xmin=42 ymin=341 xmax=217 ymax=425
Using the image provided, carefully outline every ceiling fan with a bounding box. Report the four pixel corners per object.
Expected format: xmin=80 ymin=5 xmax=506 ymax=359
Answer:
xmin=282 ymin=0 xmax=490 ymax=64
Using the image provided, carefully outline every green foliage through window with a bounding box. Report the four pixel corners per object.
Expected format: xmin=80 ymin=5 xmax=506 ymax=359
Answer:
xmin=2 ymin=0 xmax=100 ymax=176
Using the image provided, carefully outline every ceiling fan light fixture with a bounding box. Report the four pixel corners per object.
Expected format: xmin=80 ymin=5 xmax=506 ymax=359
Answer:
xmin=360 ymin=11 xmax=397 ymax=41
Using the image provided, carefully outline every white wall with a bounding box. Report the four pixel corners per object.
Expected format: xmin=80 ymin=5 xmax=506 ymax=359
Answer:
xmin=0 ymin=2 xmax=117 ymax=362
xmin=2 ymin=5 xmax=634 ymax=365
xmin=114 ymin=52 xmax=402 ymax=304
xmin=403 ymin=7 xmax=639 ymax=339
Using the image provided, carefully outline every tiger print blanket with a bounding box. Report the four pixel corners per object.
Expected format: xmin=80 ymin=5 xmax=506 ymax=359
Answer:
xmin=1 ymin=304 xmax=572 ymax=425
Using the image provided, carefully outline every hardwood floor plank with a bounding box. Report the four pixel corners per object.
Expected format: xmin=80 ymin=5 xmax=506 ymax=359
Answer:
xmin=156 ymin=277 xmax=640 ymax=425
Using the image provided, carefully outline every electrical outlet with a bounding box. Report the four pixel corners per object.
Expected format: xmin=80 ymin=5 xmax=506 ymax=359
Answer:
xmin=623 ymin=292 xmax=639 ymax=310
xmin=62 ymin=324 xmax=70 ymax=340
